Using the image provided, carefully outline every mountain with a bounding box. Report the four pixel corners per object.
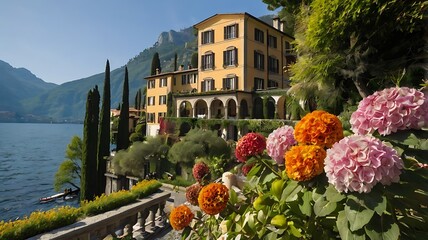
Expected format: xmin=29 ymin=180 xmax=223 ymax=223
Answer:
xmin=23 ymin=27 xmax=197 ymax=121
xmin=0 ymin=60 xmax=57 ymax=114
xmin=2 ymin=14 xmax=276 ymax=122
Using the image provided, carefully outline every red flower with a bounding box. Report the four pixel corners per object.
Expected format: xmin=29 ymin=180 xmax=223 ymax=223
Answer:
xmin=192 ymin=162 xmax=210 ymax=184
xmin=235 ymin=133 xmax=266 ymax=162
xmin=186 ymin=183 xmax=202 ymax=206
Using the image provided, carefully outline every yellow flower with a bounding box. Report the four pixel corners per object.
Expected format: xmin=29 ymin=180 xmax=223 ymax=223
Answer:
xmin=285 ymin=145 xmax=326 ymax=181
xmin=294 ymin=110 xmax=343 ymax=148
xmin=169 ymin=205 xmax=194 ymax=230
xmin=198 ymin=183 xmax=229 ymax=215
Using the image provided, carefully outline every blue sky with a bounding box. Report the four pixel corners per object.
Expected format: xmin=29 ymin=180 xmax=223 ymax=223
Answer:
xmin=0 ymin=0 xmax=277 ymax=84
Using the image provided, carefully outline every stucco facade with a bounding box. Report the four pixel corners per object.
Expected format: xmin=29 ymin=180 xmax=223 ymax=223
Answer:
xmin=144 ymin=13 xmax=296 ymax=136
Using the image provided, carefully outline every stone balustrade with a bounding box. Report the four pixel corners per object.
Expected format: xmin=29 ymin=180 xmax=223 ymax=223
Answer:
xmin=29 ymin=191 xmax=171 ymax=240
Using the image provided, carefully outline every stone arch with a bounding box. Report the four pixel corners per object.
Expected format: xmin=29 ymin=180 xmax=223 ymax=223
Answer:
xmin=226 ymin=98 xmax=237 ymax=118
xmin=179 ymin=101 xmax=192 ymax=117
xmin=195 ymin=99 xmax=208 ymax=118
xmin=253 ymin=97 xmax=264 ymax=119
xmin=240 ymin=99 xmax=249 ymax=119
xmin=210 ymin=99 xmax=224 ymax=119
xmin=277 ymin=95 xmax=287 ymax=119
xmin=267 ymin=96 xmax=276 ymax=119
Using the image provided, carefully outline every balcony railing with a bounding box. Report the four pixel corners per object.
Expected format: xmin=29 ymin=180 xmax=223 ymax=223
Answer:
xmin=29 ymin=191 xmax=171 ymax=240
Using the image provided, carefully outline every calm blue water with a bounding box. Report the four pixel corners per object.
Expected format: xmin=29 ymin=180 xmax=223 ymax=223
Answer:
xmin=0 ymin=123 xmax=83 ymax=221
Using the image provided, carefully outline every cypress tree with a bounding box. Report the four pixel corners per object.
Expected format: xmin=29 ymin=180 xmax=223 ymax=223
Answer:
xmin=174 ymin=53 xmax=178 ymax=71
xmin=135 ymin=88 xmax=141 ymax=110
xmin=81 ymin=86 xmax=100 ymax=201
xmin=151 ymin=52 xmax=161 ymax=75
xmin=116 ymin=66 xmax=130 ymax=151
xmin=191 ymin=52 xmax=198 ymax=68
xmin=96 ymin=60 xmax=111 ymax=196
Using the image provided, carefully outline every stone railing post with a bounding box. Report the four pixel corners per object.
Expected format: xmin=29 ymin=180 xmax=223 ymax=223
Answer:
xmin=157 ymin=202 xmax=166 ymax=227
xmin=149 ymin=205 xmax=159 ymax=232
xmin=137 ymin=209 xmax=150 ymax=236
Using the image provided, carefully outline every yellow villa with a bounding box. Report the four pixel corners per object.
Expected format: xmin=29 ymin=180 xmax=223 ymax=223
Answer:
xmin=145 ymin=12 xmax=296 ymax=137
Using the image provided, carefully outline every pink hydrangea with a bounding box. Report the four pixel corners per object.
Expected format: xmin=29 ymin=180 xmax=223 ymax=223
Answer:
xmin=266 ymin=125 xmax=297 ymax=165
xmin=324 ymin=135 xmax=403 ymax=193
xmin=350 ymin=87 xmax=428 ymax=136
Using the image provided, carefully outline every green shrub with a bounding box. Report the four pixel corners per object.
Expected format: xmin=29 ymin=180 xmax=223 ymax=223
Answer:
xmin=130 ymin=179 xmax=162 ymax=199
xmin=0 ymin=206 xmax=82 ymax=240
xmin=0 ymin=180 xmax=162 ymax=239
xmin=159 ymin=176 xmax=195 ymax=187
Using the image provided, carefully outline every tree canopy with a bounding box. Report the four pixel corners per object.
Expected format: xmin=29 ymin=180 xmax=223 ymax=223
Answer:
xmin=168 ymin=128 xmax=231 ymax=167
xmin=112 ymin=136 xmax=169 ymax=178
xmin=271 ymin=0 xmax=427 ymax=113
xmin=54 ymin=136 xmax=83 ymax=192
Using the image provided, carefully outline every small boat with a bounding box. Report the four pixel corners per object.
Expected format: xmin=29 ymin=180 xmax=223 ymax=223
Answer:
xmin=39 ymin=193 xmax=66 ymax=203
xmin=39 ymin=189 xmax=80 ymax=203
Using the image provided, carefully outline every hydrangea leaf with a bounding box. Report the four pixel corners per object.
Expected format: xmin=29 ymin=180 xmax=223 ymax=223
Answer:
xmin=324 ymin=184 xmax=345 ymax=203
xmin=345 ymin=199 xmax=375 ymax=232
xmin=298 ymin=190 xmax=312 ymax=217
xmin=314 ymin=197 xmax=337 ymax=217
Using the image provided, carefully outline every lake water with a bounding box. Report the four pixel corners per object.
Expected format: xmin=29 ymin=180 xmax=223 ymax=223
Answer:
xmin=0 ymin=123 xmax=83 ymax=221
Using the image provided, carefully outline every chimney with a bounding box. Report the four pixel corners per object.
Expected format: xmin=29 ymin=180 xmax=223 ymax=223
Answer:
xmin=188 ymin=64 xmax=192 ymax=69
xmin=273 ymin=16 xmax=284 ymax=32
xmin=156 ymin=68 xmax=160 ymax=75
xmin=179 ymin=65 xmax=184 ymax=71
xmin=273 ymin=16 xmax=280 ymax=30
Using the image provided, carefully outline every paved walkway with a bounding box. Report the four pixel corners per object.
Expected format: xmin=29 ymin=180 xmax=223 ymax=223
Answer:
xmin=144 ymin=184 xmax=188 ymax=240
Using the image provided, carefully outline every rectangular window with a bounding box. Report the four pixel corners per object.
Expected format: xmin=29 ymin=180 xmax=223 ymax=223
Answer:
xmin=147 ymin=113 xmax=155 ymax=123
xmin=159 ymin=95 xmax=167 ymax=105
xmin=255 ymin=28 xmax=264 ymax=43
xmin=159 ymin=78 xmax=167 ymax=87
xmin=148 ymin=80 xmax=155 ymax=89
xmin=268 ymin=79 xmax=279 ymax=88
xmin=189 ymin=73 xmax=197 ymax=84
xmin=148 ymin=96 xmax=155 ymax=106
xmin=223 ymin=48 xmax=238 ymax=66
xmin=254 ymin=51 xmax=264 ymax=70
xmin=201 ymin=53 xmax=214 ymax=70
xmin=254 ymin=78 xmax=264 ymax=90
xmin=173 ymin=77 xmax=176 ymax=86
xmin=268 ymin=56 xmax=279 ymax=73
xmin=202 ymin=30 xmax=214 ymax=44
xmin=158 ymin=112 xmax=166 ymax=122
xmin=201 ymin=79 xmax=215 ymax=92
xmin=181 ymin=74 xmax=188 ymax=85
xmin=268 ymin=35 xmax=277 ymax=48
xmin=224 ymin=24 xmax=238 ymax=39
xmin=223 ymin=77 xmax=238 ymax=90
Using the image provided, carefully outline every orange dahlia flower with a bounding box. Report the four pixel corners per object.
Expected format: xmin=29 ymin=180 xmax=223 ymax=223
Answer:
xmin=285 ymin=145 xmax=326 ymax=181
xmin=169 ymin=205 xmax=194 ymax=230
xmin=198 ymin=183 xmax=229 ymax=215
xmin=294 ymin=110 xmax=344 ymax=148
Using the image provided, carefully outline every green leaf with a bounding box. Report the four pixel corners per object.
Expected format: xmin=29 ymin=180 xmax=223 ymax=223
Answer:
xmin=345 ymin=199 xmax=375 ymax=232
xmin=314 ymin=197 xmax=337 ymax=217
xmin=298 ymin=191 xmax=312 ymax=217
xmin=288 ymin=224 xmax=303 ymax=238
xmin=229 ymin=188 xmax=238 ymax=205
xmin=181 ymin=226 xmax=191 ymax=240
xmin=365 ymin=214 xmax=400 ymax=240
xmin=337 ymin=211 xmax=353 ymax=240
xmin=325 ymin=184 xmax=345 ymax=203
xmin=262 ymin=172 xmax=278 ymax=185
xmin=281 ymin=181 xmax=302 ymax=202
